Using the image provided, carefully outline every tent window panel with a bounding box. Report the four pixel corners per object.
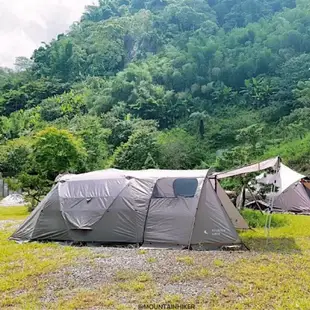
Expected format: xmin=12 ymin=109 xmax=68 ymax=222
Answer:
xmin=173 ymin=178 xmax=198 ymax=198
xmin=152 ymin=184 xmax=174 ymax=198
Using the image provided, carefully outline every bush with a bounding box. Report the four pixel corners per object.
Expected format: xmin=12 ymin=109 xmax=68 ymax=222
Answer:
xmin=241 ymin=208 xmax=288 ymax=228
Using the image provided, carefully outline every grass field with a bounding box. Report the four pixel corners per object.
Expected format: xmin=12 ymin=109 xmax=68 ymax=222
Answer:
xmin=1 ymin=207 xmax=310 ymax=309
xmin=0 ymin=206 xmax=30 ymax=220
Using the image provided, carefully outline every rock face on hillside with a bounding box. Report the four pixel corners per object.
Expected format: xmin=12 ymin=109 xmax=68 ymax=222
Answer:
xmin=0 ymin=194 xmax=26 ymax=207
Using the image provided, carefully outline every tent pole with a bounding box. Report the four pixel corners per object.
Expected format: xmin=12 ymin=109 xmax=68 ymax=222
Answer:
xmin=268 ymin=183 xmax=276 ymax=239
xmin=265 ymin=161 xmax=280 ymax=244
xmin=141 ymin=183 xmax=157 ymax=247
xmin=240 ymin=185 xmax=246 ymax=210
xmin=264 ymin=209 xmax=269 ymax=236
xmin=214 ymin=176 xmax=217 ymax=193
xmin=187 ymin=176 xmax=208 ymax=250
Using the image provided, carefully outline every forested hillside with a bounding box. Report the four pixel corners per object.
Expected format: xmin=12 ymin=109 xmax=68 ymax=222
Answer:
xmin=1 ymin=0 xmax=310 ymax=201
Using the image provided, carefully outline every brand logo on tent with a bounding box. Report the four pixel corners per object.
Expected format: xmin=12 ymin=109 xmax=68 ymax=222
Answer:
xmin=204 ymin=229 xmax=227 ymax=236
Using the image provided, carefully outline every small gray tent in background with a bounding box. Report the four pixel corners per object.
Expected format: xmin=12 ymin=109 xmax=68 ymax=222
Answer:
xmin=10 ymin=169 xmax=247 ymax=250
xmin=215 ymin=157 xmax=310 ymax=214
xmin=254 ymin=163 xmax=310 ymax=214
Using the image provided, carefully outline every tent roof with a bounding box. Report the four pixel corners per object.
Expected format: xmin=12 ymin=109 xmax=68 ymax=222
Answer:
xmin=58 ymin=169 xmax=212 ymax=183
xmin=256 ymin=163 xmax=305 ymax=193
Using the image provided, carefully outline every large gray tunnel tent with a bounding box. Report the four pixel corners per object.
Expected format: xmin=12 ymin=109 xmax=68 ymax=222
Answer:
xmin=11 ymin=169 xmax=247 ymax=249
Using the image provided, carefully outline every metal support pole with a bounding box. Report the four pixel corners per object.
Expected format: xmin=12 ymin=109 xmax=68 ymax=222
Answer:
xmin=265 ymin=164 xmax=279 ymax=245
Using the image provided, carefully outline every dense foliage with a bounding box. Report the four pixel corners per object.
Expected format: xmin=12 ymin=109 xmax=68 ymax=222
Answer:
xmin=1 ymin=0 xmax=310 ymax=200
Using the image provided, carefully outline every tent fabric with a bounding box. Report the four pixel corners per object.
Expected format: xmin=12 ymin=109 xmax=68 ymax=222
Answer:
xmin=274 ymin=183 xmax=310 ymax=213
xmin=224 ymin=161 xmax=310 ymax=214
xmin=254 ymin=163 xmax=310 ymax=213
xmin=211 ymin=180 xmax=249 ymax=230
xmin=256 ymin=164 xmax=305 ymax=194
xmin=190 ymin=179 xmax=241 ymax=246
xmin=214 ymin=157 xmax=280 ymax=180
xmin=10 ymin=169 xmax=246 ymax=249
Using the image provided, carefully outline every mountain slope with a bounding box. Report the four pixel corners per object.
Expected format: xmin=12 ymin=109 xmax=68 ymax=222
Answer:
xmin=1 ymin=0 xmax=310 ymax=198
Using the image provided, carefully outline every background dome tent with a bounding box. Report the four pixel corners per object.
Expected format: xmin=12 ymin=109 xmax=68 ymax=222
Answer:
xmin=10 ymin=169 xmax=247 ymax=250
xmin=255 ymin=164 xmax=310 ymax=214
xmin=215 ymin=157 xmax=310 ymax=214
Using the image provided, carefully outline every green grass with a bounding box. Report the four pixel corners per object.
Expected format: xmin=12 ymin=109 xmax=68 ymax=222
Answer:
xmin=0 ymin=206 xmax=87 ymax=309
xmin=176 ymin=255 xmax=194 ymax=265
xmin=240 ymin=213 xmax=310 ymax=252
xmin=138 ymin=249 xmax=147 ymax=255
xmin=57 ymin=270 xmax=156 ymax=309
xmin=0 ymin=228 xmax=83 ymax=309
xmin=214 ymin=259 xmax=224 ymax=268
xmin=147 ymin=257 xmax=157 ymax=263
xmin=262 ymin=133 xmax=310 ymax=173
xmin=214 ymin=215 xmax=310 ymax=309
xmin=241 ymin=208 xmax=288 ymax=228
xmin=170 ymin=267 xmax=209 ymax=283
xmin=0 ymin=206 xmax=29 ymax=220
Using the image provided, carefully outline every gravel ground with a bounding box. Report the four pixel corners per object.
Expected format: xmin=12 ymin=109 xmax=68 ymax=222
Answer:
xmin=2 ymin=219 xmax=253 ymax=307
xmin=43 ymin=246 xmax=251 ymax=305
xmin=0 ymin=219 xmax=22 ymax=230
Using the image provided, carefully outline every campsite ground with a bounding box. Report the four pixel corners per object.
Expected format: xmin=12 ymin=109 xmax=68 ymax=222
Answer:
xmin=1 ymin=207 xmax=310 ymax=310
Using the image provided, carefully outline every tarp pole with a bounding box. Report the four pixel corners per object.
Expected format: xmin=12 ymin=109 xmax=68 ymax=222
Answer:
xmin=240 ymin=185 xmax=246 ymax=210
xmin=265 ymin=159 xmax=280 ymax=244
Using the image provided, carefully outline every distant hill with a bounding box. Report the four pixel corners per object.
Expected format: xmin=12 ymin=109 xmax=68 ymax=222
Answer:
xmin=1 ymin=0 xmax=310 ymax=197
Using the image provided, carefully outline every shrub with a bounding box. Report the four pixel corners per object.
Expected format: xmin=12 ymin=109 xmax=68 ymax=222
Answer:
xmin=241 ymin=208 xmax=288 ymax=228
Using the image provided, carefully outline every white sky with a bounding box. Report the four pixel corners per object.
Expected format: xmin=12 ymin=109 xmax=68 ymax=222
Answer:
xmin=0 ymin=0 xmax=98 ymax=68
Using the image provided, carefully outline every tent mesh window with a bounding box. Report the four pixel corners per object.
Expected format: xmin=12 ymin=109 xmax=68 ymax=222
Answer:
xmin=152 ymin=178 xmax=198 ymax=198
xmin=173 ymin=178 xmax=198 ymax=198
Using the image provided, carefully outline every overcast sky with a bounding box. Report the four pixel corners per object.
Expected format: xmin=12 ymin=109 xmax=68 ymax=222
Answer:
xmin=0 ymin=0 xmax=98 ymax=68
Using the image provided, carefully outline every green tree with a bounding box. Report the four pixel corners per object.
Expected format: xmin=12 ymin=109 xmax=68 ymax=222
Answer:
xmin=189 ymin=111 xmax=210 ymax=139
xmin=293 ymin=81 xmax=310 ymax=108
xmin=14 ymin=57 xmax=33 ymax=72
xmin=0 ymin=138 xmax=31 ymax=178
xmin=236 ymin=124 xmax=265 ymax=156
xmin=112 ymin=129 xmax=159 ymax=170
xmin=30 ymin=127 xmax=86 ymax=180
xmin=2 ymin=0 xmax=310 ymax=180
xmin=157 ymin=128 xmax=204 ymax=169
xmin=69 ymin=115 xmax=111 ymax=170
xmin=242 ymin=77 xmax=273 ymax=108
